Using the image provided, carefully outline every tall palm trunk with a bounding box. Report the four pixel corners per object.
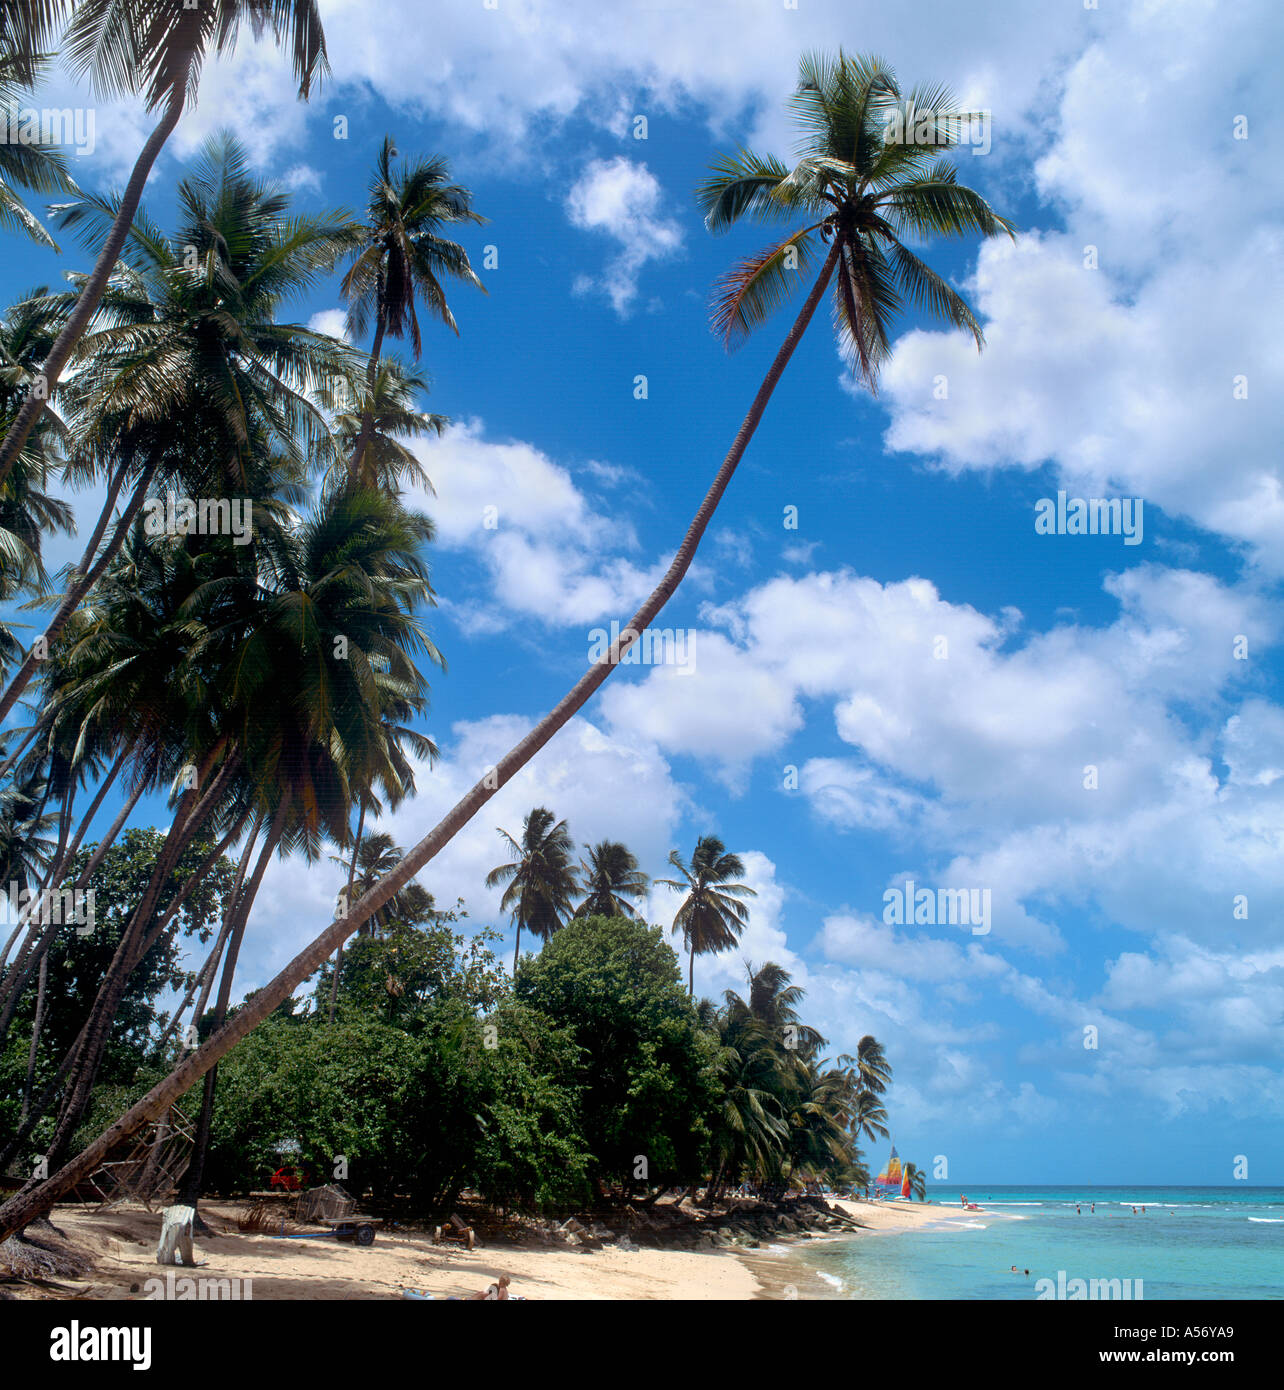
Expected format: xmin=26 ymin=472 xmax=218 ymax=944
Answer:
xmin=39 ymin=758 xmax=232 ymax=1168
xmin=327 ymin=798 xmax=366 ymax=1022
xmin=176 ymin=802 xmax=288 ymax=1210
xmin=0 ymin=239 xmax=842 ymax=1242
xmin=157 ymin=818 xmax=259 ymax=1060
xmin=0 ymin=84 xmax=187 ymax=489
xmin=0 ymin=780 xmax=66 ymax=993
xmin=348 ymin=306 xmax=387 ymax=486
xmin=20 ymin=952 xmax=48 ymax=1124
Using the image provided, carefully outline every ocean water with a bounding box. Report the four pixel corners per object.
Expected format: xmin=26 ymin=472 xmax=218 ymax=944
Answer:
xmin=778 ymin=1187 xmax=1284 ymax=1300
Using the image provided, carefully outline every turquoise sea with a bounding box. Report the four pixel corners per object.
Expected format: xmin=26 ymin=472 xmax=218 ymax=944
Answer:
xmin=780 ymin=1187 xmax=1284 ymax=1300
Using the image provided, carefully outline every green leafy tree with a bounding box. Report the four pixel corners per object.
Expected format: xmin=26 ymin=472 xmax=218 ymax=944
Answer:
xmin=514 ymin=915 xmax=718 ymax=1194
xmin=0 ymin=828 xmax=234 ymax=1164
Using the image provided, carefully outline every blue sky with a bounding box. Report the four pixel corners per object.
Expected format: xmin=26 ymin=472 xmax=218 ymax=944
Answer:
xmin=4 ymin=0 xmax=1282 ymax=1185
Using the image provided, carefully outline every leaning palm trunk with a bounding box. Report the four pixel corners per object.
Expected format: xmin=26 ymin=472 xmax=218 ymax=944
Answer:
xmin=327 ymin=798 xmax=366 ymax=1022
xmin=154 ymin=818 xmax=259 ymax=1062
xmin=0 ymin=239 xmax=842 ymax=1242
xmin=20 ymin=952 xmax=48 ymax=1124
xmin=36 ymin=759 xmax=234 ymax=1168
xmin=0 ymin=85 xmax=186 ymax=489
xmin=0 ymin=781 xmax=72 ymax=1005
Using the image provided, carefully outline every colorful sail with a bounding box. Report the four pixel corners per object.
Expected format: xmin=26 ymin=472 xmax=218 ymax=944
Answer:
xmin=900 ymin=1168 xmax=912 ymax=1198
xmin=874 ymin=1144 xmax=902 ymax=1189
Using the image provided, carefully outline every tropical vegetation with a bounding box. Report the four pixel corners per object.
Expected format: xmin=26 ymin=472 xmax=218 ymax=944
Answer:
xmin=0 ymin=37 xmax=1009 ymax=1239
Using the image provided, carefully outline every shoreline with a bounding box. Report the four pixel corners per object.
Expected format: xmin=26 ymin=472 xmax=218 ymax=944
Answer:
xmin=9 ymin=1197 xmax=986 ymax=1301
xmin=742 ymin=1198 xmax=1003 ymax=1300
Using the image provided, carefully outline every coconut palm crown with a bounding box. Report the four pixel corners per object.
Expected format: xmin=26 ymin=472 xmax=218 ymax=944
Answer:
xmin=658 ymin=835 xmax=756 ymax=996
xmin=697 ymin=49 xmax=1015 ymax=388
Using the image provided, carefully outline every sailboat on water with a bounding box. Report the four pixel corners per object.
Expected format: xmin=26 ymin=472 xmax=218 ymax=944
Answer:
xmin=874 ymin=1143 xmax=913 ymax=1200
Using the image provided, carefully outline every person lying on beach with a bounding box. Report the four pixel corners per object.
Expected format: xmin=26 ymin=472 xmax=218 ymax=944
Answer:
xmin=468 ymin=1275 xmax=512 ymax=1300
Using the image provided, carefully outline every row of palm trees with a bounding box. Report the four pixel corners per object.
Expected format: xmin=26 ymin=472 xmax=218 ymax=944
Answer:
xmin=485 ymin=807 xmax=756 ymax=992
xmin=325 ymin=822 xmax=900 ymax=1195
xmin=0 ymin=16 xmax=1014 ymax=1241
xmin=701 ymin=964 xmax=894 ymax=1195
xmin=0 ymin=99 xmax=486 ymax=1208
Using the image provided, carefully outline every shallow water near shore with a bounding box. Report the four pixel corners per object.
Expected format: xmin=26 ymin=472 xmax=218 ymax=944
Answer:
xmin=759 ymin=1187 xmax=1284 ymax=1300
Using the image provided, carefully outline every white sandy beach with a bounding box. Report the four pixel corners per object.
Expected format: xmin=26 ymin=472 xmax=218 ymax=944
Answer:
xmin=11 ymin=1197 xmax=990 ymax=1301
xmin=17 ymin=1203 xmax=761 ymax=1301
xmin=829 ymin=1198 xmax=979 ymax=1232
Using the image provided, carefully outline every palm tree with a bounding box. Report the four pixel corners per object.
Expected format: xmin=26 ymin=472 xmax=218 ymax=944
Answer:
xmin=485 ymin=808 xmax=579 ymax=974
xmin=0 ymin=0 xmax=330 ymax=488
xmin=0 ymin=132 xmax=358 ymax=726
xmin=0 ymin=288 xmax=75 ymax=617
xmin=322 ymin=361 xmax=448 ymax=497
xmin=0 ymin=51 xmax=79 ymax=247
xmin=658 ymin=836 xmax=756 ymax=995
xmin=853 ymin=1034 xmax=893 ymax=1096
xmin=573 ymin=840 xmax=648 ymax=921
xmin=699 ymin=50 xmax=1011 ymax=377
xmin=849 ymin=1090 xmax=890 ymax=1149
xmin=704 ymin=1020 xmax=789 ymax=1195
xmin=175 ymin=481 xmax=441 ymax=1208
xmin=786 ymin=1063 xmax=858 ymax=1183
xmin=0 ymin=51 xmax=1014 ymax=1241
xmin=341 ymin=136 xmax=484 ymax=483
xmin=902 ymin=1161 xmax=927 ymax=1201
xmin=727 ymin=960 xmax=824 ymax=1056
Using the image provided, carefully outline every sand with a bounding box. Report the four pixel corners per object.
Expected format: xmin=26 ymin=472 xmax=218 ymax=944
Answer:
xmin=828 ymin=1197 xmax=980 ymax=1232
xmin=14 ymin=1197 xmax=986 ymax=1301
xmin=17 ymin=1203 xmax=760 ymax=1301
